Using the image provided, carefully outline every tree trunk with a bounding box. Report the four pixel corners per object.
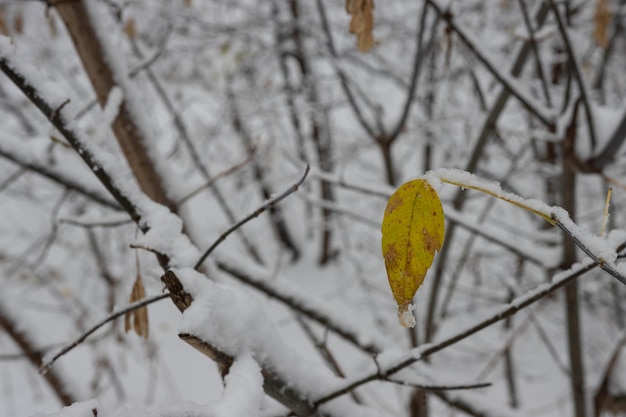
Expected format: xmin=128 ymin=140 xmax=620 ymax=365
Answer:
xmin=50 ymin=0 xmax=175 ymax=211
xmin=562 ymin=105 xmax=587 ymax=417
xmin=288 ymin=0 xmax=335 ymax=264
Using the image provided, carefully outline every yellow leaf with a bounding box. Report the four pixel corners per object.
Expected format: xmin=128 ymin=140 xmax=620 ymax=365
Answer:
xmin=381 ymin=179 xmax=445 ymax=328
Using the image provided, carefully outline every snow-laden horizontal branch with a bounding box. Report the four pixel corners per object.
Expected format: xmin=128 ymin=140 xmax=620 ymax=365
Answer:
xmin=313 ymin=246 xmax=623 ymax=405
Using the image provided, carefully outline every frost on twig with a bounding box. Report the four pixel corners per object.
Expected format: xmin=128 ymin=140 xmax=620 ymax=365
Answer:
xmin=431 ymin=168 xmax=626 ymax=285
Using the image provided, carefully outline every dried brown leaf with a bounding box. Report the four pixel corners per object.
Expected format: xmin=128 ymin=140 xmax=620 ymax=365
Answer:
xmin=349 ymin=13 xmax=365 ymax=34
xmin=124 ymin=274 xmax=149 ymax=338
xmin=345 ymin=0 xmax=375 ymax=53
xmin=124 ymin=18 xmax=136 ymax=40
xmin=357 ymin=32 xmax=374 ymax=53
xmin=594 ymin=0 xmax=612 ymax=49
xmin=13 ymin=9 xmax=22 ymax=34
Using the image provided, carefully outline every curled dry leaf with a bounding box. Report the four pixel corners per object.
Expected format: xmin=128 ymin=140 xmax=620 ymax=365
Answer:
xmin=125 ymin=274 xmax=149 ymax=338
xmin=345 ymin=0 xmax=375 ymax=52
xmin=594 ymin=0 xmax=612 ymax=49
xmin=381 ymin=179 xmax=445 ymax=328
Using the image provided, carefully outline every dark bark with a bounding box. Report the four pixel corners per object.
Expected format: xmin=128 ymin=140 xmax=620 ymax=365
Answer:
xmin=162 ymin=271 xmax=318 ymax=417
xmin=289 ymin=0 xmax=335 ymax=264
xmin=561 ymin=104 xmax=587 ymax=417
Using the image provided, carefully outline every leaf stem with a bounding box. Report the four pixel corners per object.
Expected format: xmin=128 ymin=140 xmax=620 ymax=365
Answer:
xmin=437 ymin=177 xmax=555 ymax=225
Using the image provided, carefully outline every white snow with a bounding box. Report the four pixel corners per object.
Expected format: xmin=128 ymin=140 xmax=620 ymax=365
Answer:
xmin=211 ymin=354 xmax=264 ymax=417
xmin=176 ymin=267 xmax=343 ymax=397
xmin=398 ymin=304 xmax=416 ymax=328
xmin=99 ymin=86 xmax=124 ymax=130
xmin=3 ymin=2 xmax=626 ymax=416
xmin=214 ymin=252 xmax=392 ymax=352
xmin=29 ymin=400 xmax=100 ymax=417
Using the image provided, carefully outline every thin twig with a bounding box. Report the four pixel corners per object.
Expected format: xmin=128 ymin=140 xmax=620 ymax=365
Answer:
xmin=40 ymin=293 xmax=170 ymax=374
xmin=592 ymin=0 xmax=626 ymax=99
xmin=424 ymin=0 xmax=552 ymax=342
xmin=589 ymin=108 xmax=626 ymax=170
xmin=0 ymin=167 xmax=26 ymax=193
xmin=27 ymin=188 xmax=70 ymax=272
xmin=194 ymin=165 xmax=309 ymax=269
xmin=298 ymin=193 xmax=380 ymax=228
xmin=387 ymin=2 xmax=434 ymax=139
xmin=548 ymin=0 xmax=597 ymax=148
xmin=0 ymin=56 xmax=141 ymax=223
xmin=516 ymin=0 xmax=552 ymax=107
xmin=552 ymin=216 xmax=626 ymax=285
xmin=226 ymin=78 xmax=301 ymax=259
xmin=119 ymin=15 xmax=264 ymax=264
xmin=386 ymin=378 xmax=492 ymax=391
xmin=0 ymin=137 xmax=122 ymax=210
xmin=312 ymin=243 xmax=624 ymax=407
xmin=302 ymin=177 xmax=551 ymax=267
xmin=215 ymin=257 xmax=382 ymax=354
xmin=307 ymin=167 xmax=391 ymax=198
xmin=427 ymin=0 xmax=555 ymax=126
xmin=528 ymin=311 xmax=570 ymax=376
xmin=314 ymin=0 xmax=377 ymax=138
xmin=294 ymin=316 xmax=363 ymax=404
xmin=128 ymin=42 xmax=169 ymax=79
xmin=59 ymin=217 xmax=133 ymax=228
xmin=177 ymin=148 xmax=257 ymax=206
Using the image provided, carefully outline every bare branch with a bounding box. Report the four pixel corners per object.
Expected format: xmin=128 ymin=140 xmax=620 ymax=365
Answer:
xmin=0 ymin=167 xmax=26 ymax=193
xmin=427 ymin=0 xmax=555 ymax=127
xmin=553 ymin=215 xmax=626 ymax=285
xmin=588 ymin=108 xmax=626 ymax=170
xmin=59 ymin=217 xmax=132 ymax=228
xmin=51 ymin=0 xmax=176 ymax=209
xmin=1 ymin=42 xmax=326 ymax=417
xmin=215 ymin=257 xmax=383 ymax=355
xmin=548 ymin=0 xmax=597 ymax=148
xmin=194 ymin=165 xmax=310 ymax=270
xmin=387 ymin=3 xmax=440 ymax=140
xmin=433 ymin=389 xmax=527 ymax=417
xmin=314 ymin=0 xmax=377 ymax=138
xmin=313 ymin=247 xmax=621 ymax=406
xmin=177 ymin=148 xmax=257 ymax=206
xmin=0 ymin=135 xmax=122 ymax=211
xmin=516 ymin=0 xmax=552 ymax=107
xmin=0 ymin=55 xmax=142 ymax=223
xmin=40 ymin=293 xmax=170 ymax=374
xmin=386 ymin=378 xmax=492 ymax=392
xmin=117 ymin=9 xmax=264 ymax=264
xmin=424 ymin=0 xmax=552 ymax=342
xmin=0 ymin=299 xmax=76 ymax=406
